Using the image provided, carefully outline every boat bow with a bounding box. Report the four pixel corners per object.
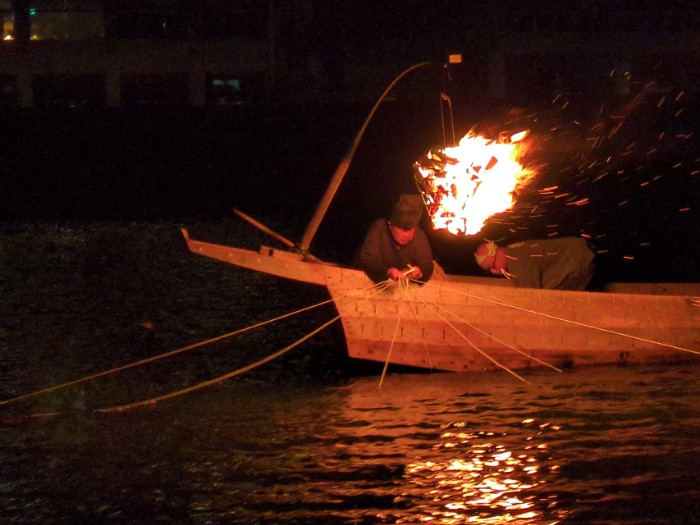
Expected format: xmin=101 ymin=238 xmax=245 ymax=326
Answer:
xmin=181 ymin=228 xmax=331 ymax=286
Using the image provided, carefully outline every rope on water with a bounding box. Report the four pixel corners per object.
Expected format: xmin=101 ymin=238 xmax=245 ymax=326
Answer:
xmin=95 ymin=316 xmax=341 ymax=413
xmin=26 ymin=315 xmax=341 ymax=418
xmin=8 ymin=279 xmax=389 ymax=416
xmin=0 ymin=298 xmax=336 ymax=407
xmin=99 ymin=280 xmax=395 ymax=409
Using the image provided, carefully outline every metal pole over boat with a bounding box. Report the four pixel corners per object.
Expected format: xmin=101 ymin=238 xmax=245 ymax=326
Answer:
xmin=298 ymin=60 xmax=447 ymax=258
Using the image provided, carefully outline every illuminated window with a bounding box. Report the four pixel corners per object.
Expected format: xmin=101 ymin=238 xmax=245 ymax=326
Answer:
xmin=207 ymin=75 xmax=246 ymax=106
xmin=1 ymin=0 xmax=12 ymax=39
xmin=25 ymin=0 xmax=104 ymax=40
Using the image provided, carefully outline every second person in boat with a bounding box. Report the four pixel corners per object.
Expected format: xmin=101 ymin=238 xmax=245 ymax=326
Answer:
xmin=355 ymin=193 xmax=434 ymax=283
xmin=474 ymin=237 xmax=595 ymax=290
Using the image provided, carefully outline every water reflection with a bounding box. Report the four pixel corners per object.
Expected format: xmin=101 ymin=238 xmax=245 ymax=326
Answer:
xmin=309 ymin=372 xmax=569 ymax=524
xmin=404 ymin=425 xmax=558 ymax=523
xmin=2 ymin=366 xmax=699 ymax=524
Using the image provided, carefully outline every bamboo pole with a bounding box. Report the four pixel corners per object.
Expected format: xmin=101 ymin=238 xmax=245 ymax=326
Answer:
xmin=298 ymin=61 xmax=444 ymax=256
xmin=234 ymin=208 xmax=296 ymax=248
xmin=234 ymin=209 xmax=322 ymax=262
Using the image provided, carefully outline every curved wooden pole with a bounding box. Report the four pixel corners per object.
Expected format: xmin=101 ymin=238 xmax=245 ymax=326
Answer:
xmin=298 ymin=61 xmax=445 ymax=256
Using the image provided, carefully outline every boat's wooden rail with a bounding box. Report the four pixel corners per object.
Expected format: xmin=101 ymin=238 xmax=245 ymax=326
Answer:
xmin=180 ymin=229 xmax=328 ymax=286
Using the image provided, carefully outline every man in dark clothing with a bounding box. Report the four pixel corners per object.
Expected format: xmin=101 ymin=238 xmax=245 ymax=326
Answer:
xmin=474 ymin=237 xmax=594 ymax=290
xmin=355 ymin=194 xmax=434 ymax=283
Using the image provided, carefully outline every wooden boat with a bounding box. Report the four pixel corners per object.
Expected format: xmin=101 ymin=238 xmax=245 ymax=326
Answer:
xmin=180 ymin=229 xmax=700 ymax=374
xmin=180 ymin=62 xmax=700 ymax=375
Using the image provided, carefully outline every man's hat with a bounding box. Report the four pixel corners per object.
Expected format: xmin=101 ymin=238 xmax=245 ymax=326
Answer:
xmin=390 ymin=194 xmax=424 ymax=230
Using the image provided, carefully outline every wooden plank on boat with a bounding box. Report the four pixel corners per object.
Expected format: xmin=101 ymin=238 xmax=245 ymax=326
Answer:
xmin=181 ymin=229 xmax=328 ymax=286
xmin=323 ymin=271 xmax=700 ymax=372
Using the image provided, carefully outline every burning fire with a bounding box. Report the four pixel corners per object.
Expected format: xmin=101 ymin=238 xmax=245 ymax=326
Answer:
xmin=414 ymin=130 xmax=535 ymax=235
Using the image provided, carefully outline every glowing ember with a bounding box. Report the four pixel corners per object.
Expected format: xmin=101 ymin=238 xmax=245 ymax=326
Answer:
xmin=414 ymin=130 xmax=535 ymax=236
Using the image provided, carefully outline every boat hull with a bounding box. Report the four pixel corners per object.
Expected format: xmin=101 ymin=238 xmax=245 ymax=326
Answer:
xmin=181 ymin=229 xmax=700 ymax=373
xmin=323 ymin=267 xmax=700 ymax=372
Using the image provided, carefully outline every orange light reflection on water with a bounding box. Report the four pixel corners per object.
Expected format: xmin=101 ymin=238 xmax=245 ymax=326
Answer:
xmin=399 ymin=420 xmax=564 ymax=524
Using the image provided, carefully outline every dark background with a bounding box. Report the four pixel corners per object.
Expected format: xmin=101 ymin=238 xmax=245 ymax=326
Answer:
xmin=0 ymin=84 xmax=700 ymax=282
xmin=1 ymin=83 xmax=698 ymax=286
xmin=2 ymin=2 xmax=699 ymax=285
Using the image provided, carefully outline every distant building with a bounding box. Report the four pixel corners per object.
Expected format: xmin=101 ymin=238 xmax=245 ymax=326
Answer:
xmin=0 ymin=1 xmax=698 ymax=109
xmin=0 ymin=0 xmax=277 ymax=108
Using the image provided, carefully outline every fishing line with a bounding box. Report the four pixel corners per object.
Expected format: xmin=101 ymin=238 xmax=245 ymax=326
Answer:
xmin=96 ymin=316 xmax=341 ymax=413
xmin=373 ymin=276 xmax=532 ymax=383
xmin=378 ymin=279 xmax=410 ymax=388
xmin=430 ymin=300 xmax=563 ymax=372
xmin=39 ymin=279 xmax=391 ymax=414
xmin=25 ymin=315 xmax=342 ymax=418
xmin=408 ymin=300 xmax=434 ymax=371
xmin=0 ymin=297 xmax=337 ymax=407
xmin=361 ymin=273 xmax=433 ymax=386
xmin=5 ymin=279 xmax=390 ymax=415
xmin=422 ymin=302 xmax=529 ymax=384
xmin=442 ymin=285 xmax=700 ymax=355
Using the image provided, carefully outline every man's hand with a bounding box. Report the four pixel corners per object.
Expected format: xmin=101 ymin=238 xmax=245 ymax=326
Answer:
xmin=405 ymin=264 xmax=422 ymax=280
xmin=387 ymin=268 xmax=403 ymax=281
xmin=387 ymin=265 xmax=422 ymax=281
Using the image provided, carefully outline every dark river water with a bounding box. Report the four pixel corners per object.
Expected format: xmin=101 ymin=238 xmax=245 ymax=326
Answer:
xmin=1 ymin=361 xmax=699 ymax=524
xmin=2 ymin=222 xmax=700 ymax=524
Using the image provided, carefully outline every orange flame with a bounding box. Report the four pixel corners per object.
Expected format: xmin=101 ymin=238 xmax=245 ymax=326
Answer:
xmin=414 ymin=131 xmax=535 ymax=235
